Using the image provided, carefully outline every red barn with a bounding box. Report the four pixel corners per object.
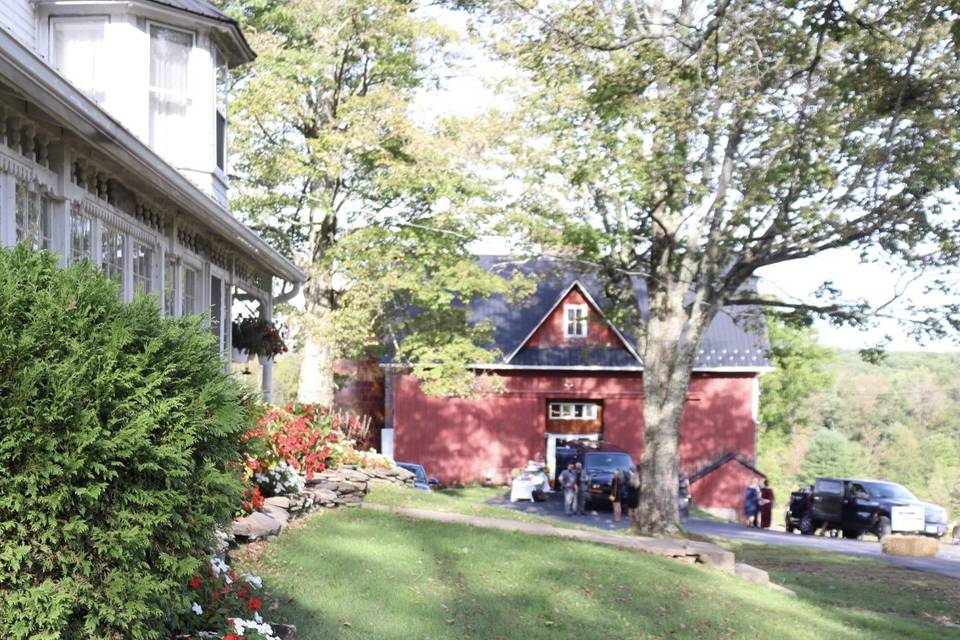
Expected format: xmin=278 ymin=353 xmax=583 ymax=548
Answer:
xmin=352 ymin=257 xmax=770 ymax=520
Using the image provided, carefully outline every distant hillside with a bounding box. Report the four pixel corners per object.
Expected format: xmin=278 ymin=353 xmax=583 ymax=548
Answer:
xmin=758 ymin=327 xmax=960 ymax=521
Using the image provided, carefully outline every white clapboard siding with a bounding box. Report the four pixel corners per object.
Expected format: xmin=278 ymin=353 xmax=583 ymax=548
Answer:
xmin=0 ymin=0 xmax=37 ymax=51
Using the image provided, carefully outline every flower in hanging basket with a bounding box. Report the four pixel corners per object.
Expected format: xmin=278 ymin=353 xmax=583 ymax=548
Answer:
xmin=232 ymin=316 xmax=288 ymax=359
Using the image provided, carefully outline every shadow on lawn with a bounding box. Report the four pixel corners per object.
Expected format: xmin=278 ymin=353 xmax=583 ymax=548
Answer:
xmin=248 ymin=509 xmax=946 ymax=640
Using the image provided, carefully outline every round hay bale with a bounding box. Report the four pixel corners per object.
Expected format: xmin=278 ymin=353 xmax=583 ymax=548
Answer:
xmin=881 ymin=534 xmax=939 ymax=557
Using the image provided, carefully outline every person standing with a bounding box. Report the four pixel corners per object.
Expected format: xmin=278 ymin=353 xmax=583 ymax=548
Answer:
xmin=575 ymin=462 xmax=590 ymax=515
xmin=626 ymin=466 xmax=641 ymax=524
xmin=610 ymin=469 xmax=625 ymax=523
xmin=744 ymin=478 xmax=761 ymax=527
xmin=559 ymin=463 xmax=577 ymax=516
xmin=759 ymin=479 xmax=775 ymax=529
xmin=678 ymin=470 xmax=691 ymax=521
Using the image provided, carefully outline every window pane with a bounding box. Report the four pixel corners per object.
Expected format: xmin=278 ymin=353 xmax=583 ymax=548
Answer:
xmin=37 ymin=196 xmax=51 ymax=250
xmin=133 ymin=242 xmax=153 ymax=294
xmin=51 ymin=18 xmax=107 ymax=103
xmin=149 ymin=25 xmax=192 ymax=157
xmin=101 ymin=227 xmax=125 ymax=289
xmin=164 ymin=258 xmax=176 ymax=315
xmin=182 ymin=267 xmax=197 ymax=314
xmin=71 ymin=211 xmax=92 ymax=262
xmin=15 ymin=182 xmax=26 ymax=242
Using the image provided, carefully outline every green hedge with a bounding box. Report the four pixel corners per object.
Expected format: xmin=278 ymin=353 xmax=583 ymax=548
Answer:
xmin=0 ymin=246 xmax=252 ymax=639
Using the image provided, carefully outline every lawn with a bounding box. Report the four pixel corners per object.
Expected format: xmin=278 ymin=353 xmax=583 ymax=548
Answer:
xmin=722 ymin=542 xmax=960 ymax=628
xmin=365 ymin=483 xmax=623 ymax=533
xmin=236 ymin=508 xmax=956 ymax=640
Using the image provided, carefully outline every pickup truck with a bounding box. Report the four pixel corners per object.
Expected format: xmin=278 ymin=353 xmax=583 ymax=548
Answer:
xmin=784 ymin=477 xmax=949 ymax=540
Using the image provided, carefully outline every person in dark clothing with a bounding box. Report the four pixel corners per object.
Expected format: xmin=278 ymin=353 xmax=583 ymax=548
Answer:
xmin=626 ymin=466 xmax=641 ymax=523
xmin=759 ymin=479 xmax=775 ymax=529
xmin=744 ymin=478 xmax=761 ymax=527
xmin=678 ymin=470 xmax=691 ymax=521
xmin=610 ymin=469 xmax=625 ymax=522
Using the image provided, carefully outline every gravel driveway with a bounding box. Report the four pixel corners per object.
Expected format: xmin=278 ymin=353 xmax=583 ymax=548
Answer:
xmin=493 ymin=491 xmax=960 ymax=580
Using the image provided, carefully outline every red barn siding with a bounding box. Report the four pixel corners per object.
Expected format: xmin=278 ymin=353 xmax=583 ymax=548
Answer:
xmin=525 ymin=288 xmax=622 ymax=348
xmin=690 ymin=459 xmax=765 ymax=520
xmin=392 ymin=369 xmax=759 ymax=514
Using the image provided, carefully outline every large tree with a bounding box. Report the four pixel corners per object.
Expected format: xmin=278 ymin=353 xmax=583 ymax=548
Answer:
xmin=224 ymin=0 xmax=517 ymax=402
xmin=475 ymin=0 xmax=960 ymax=533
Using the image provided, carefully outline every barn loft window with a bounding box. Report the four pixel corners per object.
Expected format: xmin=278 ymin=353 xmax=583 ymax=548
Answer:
xmin=149 ymin=23 xmax=193 ymax=161
xmin=563 ymin=303 xmax=588 ymax=338
xmin=549 ymin=402 xmax=598 ymax=420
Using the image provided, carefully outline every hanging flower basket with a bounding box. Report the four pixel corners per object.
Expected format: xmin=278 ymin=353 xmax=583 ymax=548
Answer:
xmin=231 ymin=347 xmax=251 ymax=364
xmin=232 ymin=316 xmax=288 ymax=361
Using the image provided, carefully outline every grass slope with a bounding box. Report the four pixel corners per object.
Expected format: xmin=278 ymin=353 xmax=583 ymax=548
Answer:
xmin=239 ymin=509 xmax=954 ymax=640
xmin=365 ymin=484 xmax=622 ymax=533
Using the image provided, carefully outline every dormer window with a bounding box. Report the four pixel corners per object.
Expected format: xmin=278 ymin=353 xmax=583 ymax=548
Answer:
xmin=149 ymin=24 xmax=193 ymax=160
xmin=50 ymin=16 xmax=107 ymax=104
xmin=564 ymin=304 xmax=588 ymax=338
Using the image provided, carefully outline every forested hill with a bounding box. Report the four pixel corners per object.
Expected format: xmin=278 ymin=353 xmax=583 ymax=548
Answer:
xmin=758 ymin=321 xmax=960 ymax=520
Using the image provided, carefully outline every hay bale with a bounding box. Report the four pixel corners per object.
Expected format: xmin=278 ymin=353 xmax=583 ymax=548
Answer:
xmin=881 ymin=534 xmax=939 ymax=557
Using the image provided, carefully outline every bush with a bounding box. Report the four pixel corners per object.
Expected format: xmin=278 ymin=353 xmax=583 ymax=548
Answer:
xmin=0 ymin=247 xmax=253 ymax=639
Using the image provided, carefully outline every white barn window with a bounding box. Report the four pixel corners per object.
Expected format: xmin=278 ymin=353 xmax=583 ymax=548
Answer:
xmin=549 ymin=402 xmax=599 ymax=420
xmin=215 ymin=48 xmax=228 ymax=172
xmin=563 ymin=303 xmax=588 ymax=338
xmin=50 ymin=17 xmax=108 ymax=104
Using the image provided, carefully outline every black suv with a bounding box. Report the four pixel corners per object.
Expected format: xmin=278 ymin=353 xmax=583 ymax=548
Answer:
xmin=785 ymin=477 xmax=949 ymax=539
xmin=554 ymin=441 xmax=634 ymax=508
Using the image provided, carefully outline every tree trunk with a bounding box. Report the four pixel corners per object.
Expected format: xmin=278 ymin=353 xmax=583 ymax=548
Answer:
xmin=296 ymin=268 xmax=336 ymax=405
xmin=636 ymin=288 xmax=711 ymax=535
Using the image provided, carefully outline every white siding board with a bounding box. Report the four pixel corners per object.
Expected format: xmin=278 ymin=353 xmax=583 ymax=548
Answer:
xmin=0 ymin=0 xmax=37 ymax=51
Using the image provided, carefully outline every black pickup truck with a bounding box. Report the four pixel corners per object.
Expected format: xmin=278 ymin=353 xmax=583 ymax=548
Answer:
xmin=784 ymin=477 xmax=949 ymax=540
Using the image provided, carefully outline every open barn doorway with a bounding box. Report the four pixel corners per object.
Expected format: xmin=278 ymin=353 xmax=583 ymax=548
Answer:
xmin=545 ymin=400 xmax=603 ymax=486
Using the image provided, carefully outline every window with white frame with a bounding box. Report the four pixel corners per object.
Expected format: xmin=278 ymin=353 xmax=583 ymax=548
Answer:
xmin=164 ymin=256 xmax=176 ymax=315
xmin=50 ymin=17 xmax=108 ymax=104
xmin=182 ymin=266 xmax=198 ymax=314
xmin=549 ymin=402 xmax=599 ymax=420
xmin=214 ymin=48 xmax=228 ymax=172
xmin=132 ymin=241 xmax=153 ymax=294
xmin=70 ymin=209 xmax=93 ymax=262
xmin=101 ymin=225 xmax=125 ymax=288
xmin=149 ymin=24 xmax=193 ymax=160
xmin=564 ymin=303 xmax=588 ymax=338
xmin=15 ymin=182 xmax=51 ymax=251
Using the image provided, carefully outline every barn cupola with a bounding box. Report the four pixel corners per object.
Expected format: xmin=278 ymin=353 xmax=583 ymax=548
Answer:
xmin=34 ymin=0 xmax=254 ymax=206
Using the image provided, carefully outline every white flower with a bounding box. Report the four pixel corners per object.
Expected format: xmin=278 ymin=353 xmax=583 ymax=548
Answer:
xmin=191 ymin=602 xmax=203 ymax=616
xmin=243 ymin=573 xmax=263 ymax=588
xmin=210 ymin=557 xmax=230 ymax=576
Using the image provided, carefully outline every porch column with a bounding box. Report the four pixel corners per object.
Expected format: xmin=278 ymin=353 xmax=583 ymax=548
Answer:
xmin=260 ymin=284 xmax=273 ymax=403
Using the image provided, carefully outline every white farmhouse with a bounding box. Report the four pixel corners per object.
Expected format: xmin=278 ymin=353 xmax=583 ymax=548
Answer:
xmin=0 ymin=0 xmax=303 ymax=398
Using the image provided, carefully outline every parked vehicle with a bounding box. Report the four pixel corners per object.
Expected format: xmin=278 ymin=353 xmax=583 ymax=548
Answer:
xmin=396 ymin=462 xmax=439 ymax=491
xmin=786 ymin=477 xmax=948 ymax=540
xmin=553 ymin=441 xmax=634 ymax=509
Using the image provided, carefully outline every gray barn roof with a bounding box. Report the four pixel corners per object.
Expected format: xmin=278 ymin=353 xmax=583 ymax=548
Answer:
xmin=470 ymin=256 xmax=771 ymax=370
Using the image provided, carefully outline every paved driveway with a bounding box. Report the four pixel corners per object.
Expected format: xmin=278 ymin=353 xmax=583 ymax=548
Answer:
xmin=492 ymin=491 xmax=960 ymax=580
xmin=685 ymin=518 xmax=960 ymax=580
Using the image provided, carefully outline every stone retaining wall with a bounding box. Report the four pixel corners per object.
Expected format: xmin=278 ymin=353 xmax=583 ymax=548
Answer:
xmin=229 ymin=465 xmax=415 ymax=543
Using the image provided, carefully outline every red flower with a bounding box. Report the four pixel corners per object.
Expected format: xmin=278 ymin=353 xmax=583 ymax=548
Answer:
xmin=225 ymin=635 xmax=240 ymax=640
xmin=248 ymin=596 xmax=262 ymax=612
xmin=188 ymin=575 xmax=202 ymax=589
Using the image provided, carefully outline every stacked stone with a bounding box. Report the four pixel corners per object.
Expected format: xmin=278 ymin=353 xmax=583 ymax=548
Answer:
xmin=230 ymin=465 xmax=416 ymax=542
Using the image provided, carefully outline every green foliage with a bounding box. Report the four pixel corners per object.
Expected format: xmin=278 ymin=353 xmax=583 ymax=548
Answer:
xmin=0 ymin=246 xmax=253 ymax=639
xmin=798 ymin=429 xmax=865 ymax=485
xmin=759 ymin=315 xmax=836 ymax=438
xmin=221 ymin=0 xmax=516 ymax=399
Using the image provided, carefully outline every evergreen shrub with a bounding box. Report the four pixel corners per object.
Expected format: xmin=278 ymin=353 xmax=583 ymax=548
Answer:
xmin=0 ymin=247 xmax=253 ymax=639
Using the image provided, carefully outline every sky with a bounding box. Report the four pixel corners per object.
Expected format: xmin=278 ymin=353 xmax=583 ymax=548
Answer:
xmin=415 ymin=7 xmax=959 ymax=353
